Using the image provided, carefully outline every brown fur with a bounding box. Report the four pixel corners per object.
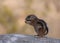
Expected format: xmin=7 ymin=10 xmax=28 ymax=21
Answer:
xmin=25 ymin=14 xmax=48 ymax=37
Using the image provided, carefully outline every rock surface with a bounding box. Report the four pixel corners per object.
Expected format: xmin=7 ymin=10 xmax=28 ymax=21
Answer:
xmin=0 ymin=34 xmax=60 ymax=43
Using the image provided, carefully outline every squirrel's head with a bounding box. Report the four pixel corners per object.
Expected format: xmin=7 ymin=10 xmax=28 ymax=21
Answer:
xmin=25 ymin=14 xmax=37 ymax=25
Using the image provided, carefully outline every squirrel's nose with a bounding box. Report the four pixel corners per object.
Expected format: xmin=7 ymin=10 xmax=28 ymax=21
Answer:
xmin=25 ymin=20 xmax=27 ymax=23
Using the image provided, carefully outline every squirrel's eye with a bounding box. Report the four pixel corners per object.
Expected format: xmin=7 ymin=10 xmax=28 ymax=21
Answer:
xmin=27 ymin=16 xmax=31 ymax=18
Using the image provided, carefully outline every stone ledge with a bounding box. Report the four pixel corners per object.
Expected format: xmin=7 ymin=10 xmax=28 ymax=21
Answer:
xmin=0 ymin=34 xmax=60 ymax=43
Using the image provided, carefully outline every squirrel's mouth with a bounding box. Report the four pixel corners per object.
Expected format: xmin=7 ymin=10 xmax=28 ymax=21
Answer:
xmin=25 ymin=20 xmax=31 ymax=23
xmin=25 ymin=20 xmax=32 ymax=25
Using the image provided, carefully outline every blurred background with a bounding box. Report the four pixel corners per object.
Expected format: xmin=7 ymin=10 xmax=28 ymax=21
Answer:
xmin=0 ymin=0 xmax=60 ymax=39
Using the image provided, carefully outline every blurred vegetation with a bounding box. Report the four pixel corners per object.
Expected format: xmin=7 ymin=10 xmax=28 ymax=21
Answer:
xmin=25 ymin=0 xmax=35 ymax=15
xmin=0 ymin=6 xmax=17 ymax=34
xmin=25 ymin=0 xmax=32 ymax=8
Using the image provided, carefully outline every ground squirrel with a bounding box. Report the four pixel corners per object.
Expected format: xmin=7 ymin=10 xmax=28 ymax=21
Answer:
xmin=25 ymin=14 xmax=48 ymax=37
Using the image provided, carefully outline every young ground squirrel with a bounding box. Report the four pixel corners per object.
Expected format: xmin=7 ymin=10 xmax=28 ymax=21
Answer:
xmin=25 ymin=14 xmax=48 ymax=37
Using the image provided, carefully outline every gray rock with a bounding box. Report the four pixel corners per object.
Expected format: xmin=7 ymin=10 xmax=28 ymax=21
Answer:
xmin=0 ymin=34 xmax=60 ymax=43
